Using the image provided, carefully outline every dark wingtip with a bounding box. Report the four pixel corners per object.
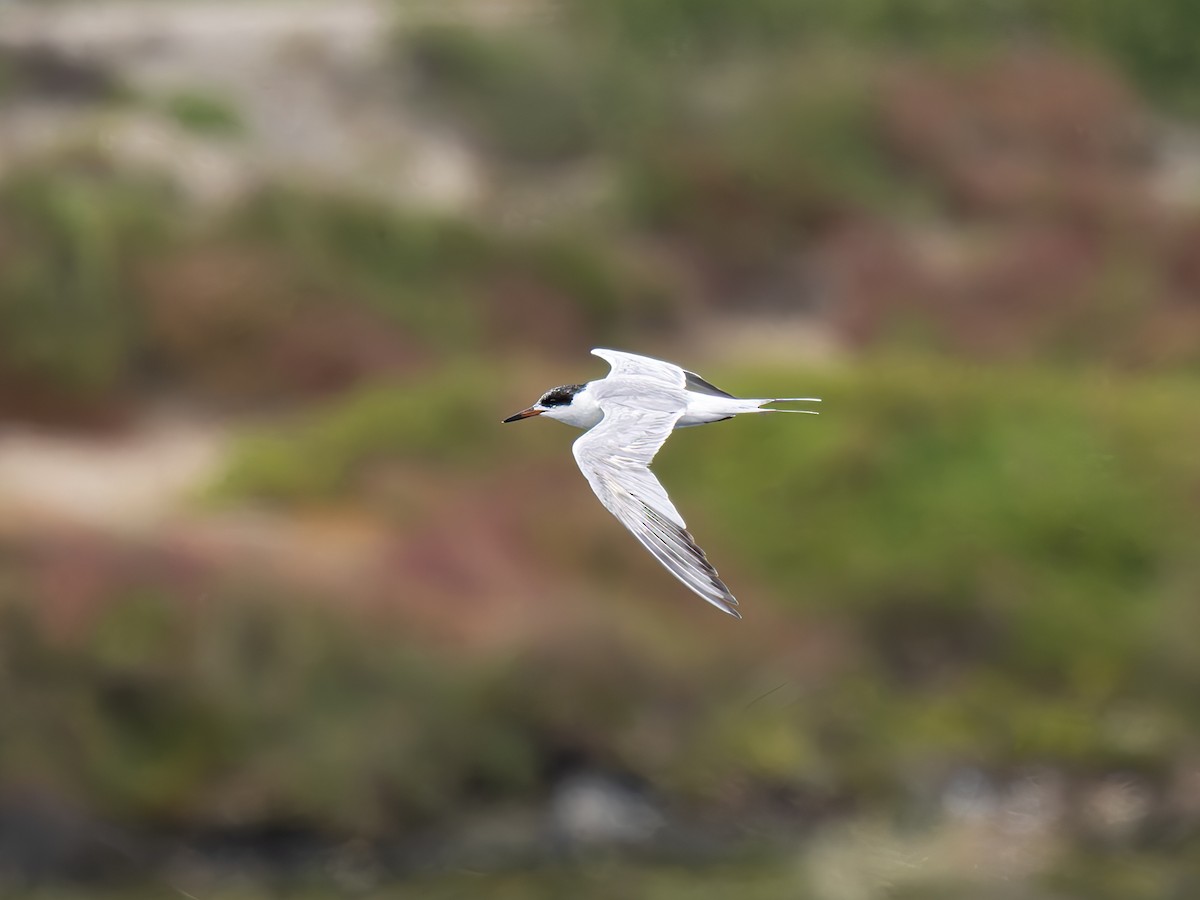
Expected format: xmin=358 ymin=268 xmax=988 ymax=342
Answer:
xmin=714 ymin=593 xmax=741 ymax=619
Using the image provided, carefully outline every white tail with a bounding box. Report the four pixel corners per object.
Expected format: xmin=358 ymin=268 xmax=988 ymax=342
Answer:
xmin=757 ymin=398 xmax=821 ymax=414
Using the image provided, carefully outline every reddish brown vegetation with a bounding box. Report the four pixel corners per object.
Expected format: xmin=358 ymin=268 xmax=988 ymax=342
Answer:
xmin=139 ymin=245 xmax=421 ymax=402
xmin=819 ymin=50 xmax=1200 ymax=365
xmin=879 ymin=50 xmax=1152 ymax=219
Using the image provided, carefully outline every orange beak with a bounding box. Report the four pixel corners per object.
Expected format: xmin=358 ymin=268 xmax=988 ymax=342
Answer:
xmin=502 ymin=406 xmax=543 ymax=423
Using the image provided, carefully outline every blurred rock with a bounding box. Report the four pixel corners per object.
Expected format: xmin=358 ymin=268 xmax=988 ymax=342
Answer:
xmin=324 ymin=838 xmax=384 ymax=893
xmin=940 ymin=766 xmax=1000 ymax=822
xmin=1077 ymin=773 xmax=1156 ymax=846
xmin=0 ymin=45 xmax=122 ymax=102
xmin=998 ymin=768 xmax=1067 ymax=838
xmin=548 ymin=771 xmax=664 ymax=848
xmin=1151 ymin=124 xmax=1200 ymax=211
xmin=1166 ymin=759 xmax=1200 ymax=830
xmin=0 ymin=416 xmax=226 ymax=532
xmin=0 ymin=786 xmax=141 ymax=882
xmin=0 ymin=0 xmax=487 ymax=213
xmin=92 ymin=114 xmax=257 ymax=210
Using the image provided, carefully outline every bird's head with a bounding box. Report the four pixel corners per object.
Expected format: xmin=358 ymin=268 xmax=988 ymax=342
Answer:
xmin=503 ymin=383 xmax=586 ymax=424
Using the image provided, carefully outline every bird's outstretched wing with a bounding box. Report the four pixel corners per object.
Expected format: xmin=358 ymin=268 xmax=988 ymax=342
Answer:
xmin=571 ymin=390 xmax=740 ymax=618
xmin=592 ymin=348 xmax=686 ymax=389
xmin=591 ymin=348 xmax=737 ymax=399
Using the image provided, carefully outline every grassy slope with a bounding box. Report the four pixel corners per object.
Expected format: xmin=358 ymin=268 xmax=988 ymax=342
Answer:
xmin=205 ymin=357 xmax=1200 ymax=787
xmin=4 ymin=356 xmax=1198 ymax=892
xmin=5 ymin=2 xmax=1200 ymax=888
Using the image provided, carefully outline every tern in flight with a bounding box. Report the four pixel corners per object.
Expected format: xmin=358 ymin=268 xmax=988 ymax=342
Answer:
xmin=503 ymin=349 xmax=819 ymax=618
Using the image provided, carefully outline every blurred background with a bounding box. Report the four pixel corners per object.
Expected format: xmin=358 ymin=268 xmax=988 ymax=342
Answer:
xmin=1 ymin=1 xmax=1199 ymax=897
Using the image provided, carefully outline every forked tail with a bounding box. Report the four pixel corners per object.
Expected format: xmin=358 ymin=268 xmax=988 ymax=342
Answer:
xmin=755 ymin=397 xmax=821 ymax=414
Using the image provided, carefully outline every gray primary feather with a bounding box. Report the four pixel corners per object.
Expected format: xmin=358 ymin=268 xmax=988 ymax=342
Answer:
xmin=683 ymin=369 xmax=736 ymax=398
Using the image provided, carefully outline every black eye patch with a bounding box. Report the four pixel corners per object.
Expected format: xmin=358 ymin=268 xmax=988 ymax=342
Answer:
xmin=541 ymin=384 xmax=583 ymax=407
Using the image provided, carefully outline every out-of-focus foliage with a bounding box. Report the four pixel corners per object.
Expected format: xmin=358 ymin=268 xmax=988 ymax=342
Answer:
xmin=403 ymin=0 xmax=1200 ymax=177
xmin=212 ymin=367 xmax=517 ymax=503
xmin=0 ymin=594 xmax=540 ymax=832
xmin=668 ymin=361 xmax=1200 ymax=772
xmin=0 ymin=169 xmax=677 ymax=418
xmin=0 ymin=162 xmax=178 ymax=409
xmin=208 ymin=360 xmax=1200 ymax=784
xmin=565 ymin=0 xmax=1200 ymax=115
xmin=405 ymin=26 xmax=617 ymax=165
xmin=394 ymin=3 xmax=1200 ymax=376
xmin=4 ymin=0 xmax=1200 ymax=895
xmin=235 ymin=189 xmax=674 ymax=352
xmin=160 ymin=89 xmax=245 ymax=137
xmin=4 ymin=358 xmax=1200 ymax=892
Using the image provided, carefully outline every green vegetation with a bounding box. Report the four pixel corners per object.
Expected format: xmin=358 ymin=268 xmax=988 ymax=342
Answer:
xmin=666 ymin=360 xmax=1200 ymax=770
xmin=212 ymin=366 xmax=519 ymax=503
xmin=399 ymin=0 xmax=1200 ymax=197
xmin=230 ymin=187 xmax=494 ymax=351
xmin=0 ymin=593 xmax=536 ymax=833
xmin=1027 ymin=0 xmax=1200 ymax=116
xmin=161 ymin=89 xmax=245 ymax=137
xmin=0 ymin=863 xmax=807 ymax=900
xmin=235 ymin=187 xmax=676 ymax=350
xmin=402 ymin=15 xmax=899 ymax=216
xmin=0 ymin=168 xmax=675 ymax=411
xmin=6 ymin=348 xmax=1200 ymax=895
xmin=4 ymin=1 xmax=1200 ymax=892
xmin=0 ymin=160 xmax=179 ymax=404
xmin=563 ymin=0 xmax=1200 ymax=116
xmin=405 ymin=25 xmax=617 ymax=165
xmin=211 ymin=359 xmax=1200 ymax=786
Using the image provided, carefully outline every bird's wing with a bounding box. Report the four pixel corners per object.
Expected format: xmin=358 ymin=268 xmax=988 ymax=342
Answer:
xmin=592 ymin=347 xmax=737 ymax=399
xmin=591 ymin=348 xmax=686 ymax=390
xmin=571 ymin=390 xmax=740 ymax=618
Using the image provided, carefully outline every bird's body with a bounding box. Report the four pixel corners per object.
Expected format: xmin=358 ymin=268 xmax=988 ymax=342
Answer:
xmin=503 ymin=349 xmax=819 ymax=618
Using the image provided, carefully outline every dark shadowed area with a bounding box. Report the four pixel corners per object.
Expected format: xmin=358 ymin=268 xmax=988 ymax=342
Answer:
xmin=1 ymin=1 xmax=1199 ymax=897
